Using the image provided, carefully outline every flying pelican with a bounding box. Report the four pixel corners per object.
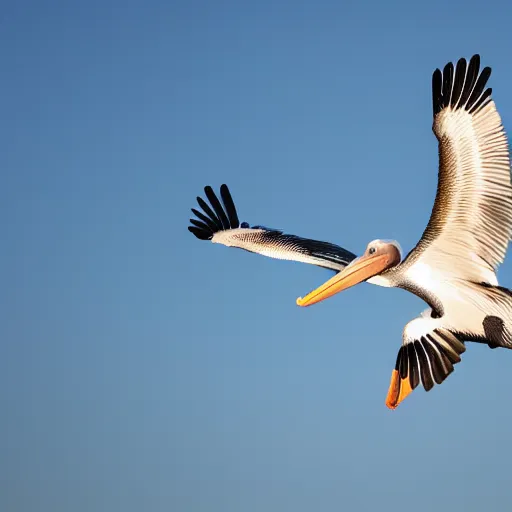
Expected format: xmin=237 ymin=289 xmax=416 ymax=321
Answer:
xmin=189 ymin=55 xmax=511 ymax=409
xmin=188 ymin=184 xmax=357 ymax=271
xmin=296 ymin=54 xmax=512 ymax=408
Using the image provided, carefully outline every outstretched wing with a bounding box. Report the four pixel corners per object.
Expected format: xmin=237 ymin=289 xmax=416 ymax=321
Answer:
xmin=188 ymin=184 xmax=357 ymax=272
xmin=402 ymin=54 xmax=511 ymax=285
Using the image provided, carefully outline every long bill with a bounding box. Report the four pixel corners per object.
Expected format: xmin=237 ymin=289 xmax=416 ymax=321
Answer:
xmin=296 ymin=253 xmax=389 ymax=307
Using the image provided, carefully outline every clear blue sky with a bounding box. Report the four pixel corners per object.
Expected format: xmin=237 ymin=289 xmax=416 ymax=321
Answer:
xmin=3 ymin=1 xmax=512 ymax=510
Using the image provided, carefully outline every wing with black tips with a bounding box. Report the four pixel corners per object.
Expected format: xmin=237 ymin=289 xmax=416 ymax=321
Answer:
xmin=188 ymin=185 xmax=356 ymax=272
xmin=403 ymin=54 xmax=511 ymax=285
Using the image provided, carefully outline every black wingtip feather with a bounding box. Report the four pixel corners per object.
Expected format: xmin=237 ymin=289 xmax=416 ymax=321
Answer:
xmin=432 ymin=54 xmax=492 ymax=117
xmin=441 ymin=62 xmax=454 ymax=109
xmin=398 ymin=346 xmax=409 ymax=380
xmin=188 ymin=226 xmax=211 ymax=240
xmin=190 ymin=218 xmax=211 ymax=232
xmin=204 ymin=186 xmax=230 ymax=230
xmin=432 ymin=68 xmax=443 ymax=116
xmin=415 ymin=340 xmax=434 ymax=391
xmin=421 ymin=339 xmax=445 ymax=385
xmin=407 ymin=344 xmax=420 ymax=390
xmin=220 ymin=184 xmax=240 ymax=229
xmin=450 ymin=58 xmax=467 ymax=107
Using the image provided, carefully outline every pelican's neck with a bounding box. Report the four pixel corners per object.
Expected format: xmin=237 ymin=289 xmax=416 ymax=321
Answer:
xmin=367 ymin=274 xmax=395 ymax=287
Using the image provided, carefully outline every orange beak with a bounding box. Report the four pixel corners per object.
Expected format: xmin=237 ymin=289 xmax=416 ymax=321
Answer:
xmin=296 ymin=253 xmax=389 ymax=307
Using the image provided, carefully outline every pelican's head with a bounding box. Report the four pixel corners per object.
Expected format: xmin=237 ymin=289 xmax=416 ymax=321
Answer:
xmin=296 ymin=239 xmax=402 ymax=307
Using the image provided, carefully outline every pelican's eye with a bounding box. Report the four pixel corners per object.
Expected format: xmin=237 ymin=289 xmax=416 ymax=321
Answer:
xmin=368 ymin=247 xmax=376 ymax=255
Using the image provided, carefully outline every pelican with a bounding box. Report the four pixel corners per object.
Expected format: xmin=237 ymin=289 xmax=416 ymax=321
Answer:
xmin=296 ymin=54 xmax=512 ymax=408
xmin=188 ymin=184 xmax=356 ymax=271
xmin=189 ymin=55 xmax=512 ymax=409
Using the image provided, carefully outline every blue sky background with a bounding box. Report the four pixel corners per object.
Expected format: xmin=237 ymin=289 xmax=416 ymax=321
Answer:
xmin=3 ymin=0 xmax=512 ymax=510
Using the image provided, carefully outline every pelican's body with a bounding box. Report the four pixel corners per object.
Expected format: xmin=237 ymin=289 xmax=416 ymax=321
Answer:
xmin=190 ymin=54 xmax=512 ymax=409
